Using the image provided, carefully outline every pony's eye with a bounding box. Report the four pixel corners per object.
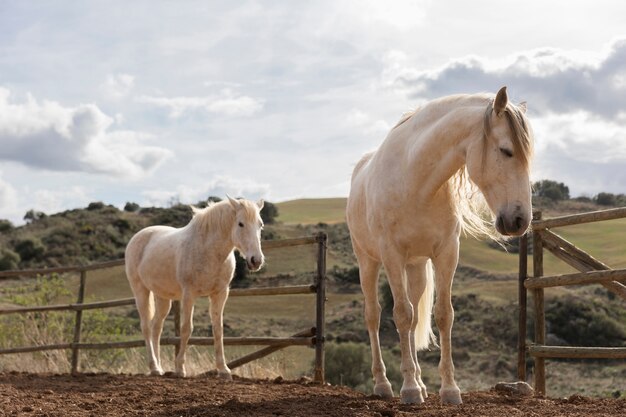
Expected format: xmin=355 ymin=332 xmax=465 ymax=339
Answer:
xmin=238 ymin=222 xmax=244 ymax=228
xmin=500 ymin=147 xmax=513 ymax=158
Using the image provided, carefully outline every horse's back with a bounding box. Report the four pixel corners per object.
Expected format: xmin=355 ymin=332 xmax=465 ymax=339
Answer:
xmin=125 ymin=225 xmax=179 ymax=282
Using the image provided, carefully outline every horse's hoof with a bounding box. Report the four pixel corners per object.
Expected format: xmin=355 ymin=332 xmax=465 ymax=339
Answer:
xmin=400 ymin=387 xmax=424 ymax=404
xmin=373 ymin=382 xmax=394 ymax=399
xmin=150 ymin=369 xmax=164 ymax=376
xmin=418 ymin=380 xmax=428 ymax=399
xmin=218 ymin=371 xmax=232 ymax=381
xmin=440 ymin=387 xmax=462 ymax=405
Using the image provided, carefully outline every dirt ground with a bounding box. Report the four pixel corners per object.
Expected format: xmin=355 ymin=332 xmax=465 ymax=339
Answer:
xmin=0 ymin=372 xmax=623 ymax=417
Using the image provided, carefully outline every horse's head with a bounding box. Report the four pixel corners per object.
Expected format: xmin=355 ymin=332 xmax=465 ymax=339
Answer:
xmin=466 ymin=87 xmax=534 ymax=236
xmin=227 ymin=196 xmax=265 ymax=271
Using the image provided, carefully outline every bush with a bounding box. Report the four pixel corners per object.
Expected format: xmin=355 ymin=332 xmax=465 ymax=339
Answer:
xmin=533 ymin=179 xmax=570 ymax=201
xmin=332 ymin=266 xmax=360 ymax=285
xmin=23 ymin=209 xmax=46 ymax=223
xmin=231 ymin=251 xmax=251 ymax=288
xmin=0 ymin=219 xmax=14 ymax=232
xmin=594 ymin=192 xmax=616 ymax=206
xmin=0 ymin=249 xmax=20 ymax=271
xmin=260 ymin=201 xmax=279 ymax=224
xmin=14 ymin=237 xmax=46 ymax=262
xmin=124 ymin=202 xmax=140 ymax=212
xmin=87 ymin=202 xmax=105 ymax=211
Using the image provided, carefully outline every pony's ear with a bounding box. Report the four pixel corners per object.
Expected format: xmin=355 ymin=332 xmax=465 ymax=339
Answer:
xmin=518 ymin=101 xmax=527 ymax=114
xmin=227 ymin=195 xmax=241 ymax=210
xmin=256 ymin=199 xmax=264 ymax=210
xmin=494 ymin=86 xmax=508 ymax=116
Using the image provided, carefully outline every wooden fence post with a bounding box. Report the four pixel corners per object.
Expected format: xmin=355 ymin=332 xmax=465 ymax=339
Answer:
xmin=517 ymin=232 xmax=528 ymax=382
xmin=314 ymin=232 xmax=327 ymax=383
xmin=71 ymin=269 xmax=87 ymax=375
xmin=532 ymin=211 xmax=546 ymax=395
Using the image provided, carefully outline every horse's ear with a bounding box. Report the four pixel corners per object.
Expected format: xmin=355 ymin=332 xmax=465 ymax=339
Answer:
xmin=256 ymin=199 xmax=264 ymax=210
xmin=227 ymin=195 xmax=241 ymax=210
xmin=494 ymin=86 xmax=508 ymax=116
xmin=518 ymin=101 xmax=527 ymax=114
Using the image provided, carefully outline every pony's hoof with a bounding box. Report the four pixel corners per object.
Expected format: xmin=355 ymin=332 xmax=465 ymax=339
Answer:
xmin=218 ymin=371 xmax=232 ymax=381
xmin=440 ymin=387 xmax=462 ymax=405
xmin=373 ymin=382 xmax=394 ymax=399
xmin=149 ymin=369 xmax=164 ymax=376
xmin=400 ymin=387 xmax=424 ymax=404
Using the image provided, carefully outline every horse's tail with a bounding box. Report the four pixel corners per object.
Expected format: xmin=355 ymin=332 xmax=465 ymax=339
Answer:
xmin=415 ymin=259 xmax=437 ymax=350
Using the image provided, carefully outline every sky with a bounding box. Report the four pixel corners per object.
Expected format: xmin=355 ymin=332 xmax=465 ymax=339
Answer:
xmin=1 ymin=0 xmax=626 ymax=224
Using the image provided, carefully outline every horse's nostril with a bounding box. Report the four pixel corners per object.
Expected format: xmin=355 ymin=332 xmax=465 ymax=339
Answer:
xmin=251 ymin=256 xmax=256 ymax=266
xmin=515 ymin=216 xmax=524 ymax=230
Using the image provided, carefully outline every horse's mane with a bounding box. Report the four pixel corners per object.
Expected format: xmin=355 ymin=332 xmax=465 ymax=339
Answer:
xmin=452 ymin=99 xmax=533 ymax=241
xmin=190 ymin=199 xmax=260 ymax=236
xmin=396 ymin=96 xmax=533 ymax=241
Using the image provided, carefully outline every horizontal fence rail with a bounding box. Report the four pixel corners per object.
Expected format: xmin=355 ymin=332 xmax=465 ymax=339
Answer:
xmin=518 ymin=208 xmax=626 ymax=396
xmin=0 ymin=234 xmax=328 ymax=382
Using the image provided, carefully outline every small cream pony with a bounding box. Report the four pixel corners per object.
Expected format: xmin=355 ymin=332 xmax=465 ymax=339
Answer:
xmin=125 ymin=196 xmax=265 ymax=378
xmin=346 ymin=87 xmax=534 ymax=404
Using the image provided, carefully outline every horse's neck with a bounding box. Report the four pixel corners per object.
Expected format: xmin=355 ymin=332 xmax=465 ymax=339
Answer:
xmin=402 ymin=103 xmax=484 ymax=200
xmin=189 ymin=208 xmax=235 ymax=255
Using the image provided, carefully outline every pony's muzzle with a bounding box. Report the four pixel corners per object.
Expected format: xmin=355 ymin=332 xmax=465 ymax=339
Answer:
xmin=247 ymin=255 xmax=264 ymax=271
xmin=496 ymin=209 xmax=529 ymax=236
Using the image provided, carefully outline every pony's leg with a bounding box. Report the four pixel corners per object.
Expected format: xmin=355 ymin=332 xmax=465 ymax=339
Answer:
xmin=132 ymin=285 xmax=161 ymax=375
xmin=381 ymin=250 xmax=422 ymax=404
xmin=406 ymin=260 xmax=430 ymax=400
xmin=356 ymin=251 xmax=390 ymax=397
xmin=209 ymin=287 xmax=232 ymax=380
xmin=432 ymin=238 xmax=462 ymax=405
xmin=150 ymin=296 xmax=172 ymax=374
xmin=174 ymin=291 xmax=195 ymax=377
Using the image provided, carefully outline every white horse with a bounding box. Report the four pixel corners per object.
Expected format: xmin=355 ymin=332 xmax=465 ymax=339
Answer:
xmin=125 ymin=196 xmax=265 ymax=378
xmin=346 ymin=87 xmax=533 ymax=404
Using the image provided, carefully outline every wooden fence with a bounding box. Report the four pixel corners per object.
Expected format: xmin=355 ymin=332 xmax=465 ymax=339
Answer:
xmin=0 ymin=233 xmax=327 ymax=382
xmin=517 ymin=207 xmax=626 ymax=395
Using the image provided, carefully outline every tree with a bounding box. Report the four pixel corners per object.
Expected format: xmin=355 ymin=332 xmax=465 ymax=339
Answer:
xmin=261 ymin=201 xmax=279 ymax=224
xmin=23 ymin=209 xmax=47 ymax=223
xmin=533 ymin=179 xmax=570 ymax=201
xmin=594 ymin=192 xmax=616 ymax=206
xmin=124 ymin=202 xmax=140 ymax=212
xmin=0 ymin=219 xmax=14 ymax=233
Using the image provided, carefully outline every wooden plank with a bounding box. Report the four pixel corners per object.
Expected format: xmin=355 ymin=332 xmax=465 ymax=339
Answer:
xmin=227 ymin=328 xmax=315 ymax=370
xmin=532 ymin=207 xmax=626 ymax=230
xmin=76 ymin=336 xmax=315 ymax=350
xmin=525 ymin=269 xmax=626 ymax=289
xmin=71 ymin=270 xmax=87 ymax=375
xmin=528 ymin=346 xmax=626 ymax=359
xmin=0 ymin=259 xmax=125 ymax=279
xmin=539 ymin=230 xmax=626 ymax=300
xmin=0 ymin=343 xmax=72 ymax=355
xmin=261 ymin=237 xmax=318 ymax=250
xmin=0 ymin=298 xmax=135 ymax=315
xmin=314 ymin=232 xmax=327 ymax=383
xmin=229 ymin=285 xmax=316 ymax=297
xmin=517 ymin=232 xmax=528 ymax=382
xmin=532 ymin=211 xmax=545 ymax=396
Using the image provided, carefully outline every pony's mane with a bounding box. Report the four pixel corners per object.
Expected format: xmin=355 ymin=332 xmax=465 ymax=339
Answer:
xmin=190 ymin=199 xmax=260 ymax=236
xmin=453 ymin=99 xmax=533 ymax=240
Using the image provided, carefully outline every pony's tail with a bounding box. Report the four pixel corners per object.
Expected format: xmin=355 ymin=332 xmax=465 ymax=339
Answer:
xmin=415 ymin=259 xmax=437 ymax=350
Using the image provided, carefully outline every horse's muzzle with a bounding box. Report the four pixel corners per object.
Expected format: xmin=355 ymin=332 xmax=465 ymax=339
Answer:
xmin=496 ymin=209 xmax=529 ymax=236
xmin=247 ymin=255 xmax=264 ymax=271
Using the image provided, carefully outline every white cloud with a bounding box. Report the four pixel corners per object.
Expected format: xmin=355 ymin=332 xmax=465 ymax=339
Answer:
xmin=141 ymin=175 xmax=270 ymax=207
xmin=137 ymin=89 xmax=264 ymax=118
xmin=0 ymin=172 xmax=18 ymax=215
xmin=0 ymin=87 xmax=172 ymax=178
xmin=101 ymin=73 xmax=135 ymax=99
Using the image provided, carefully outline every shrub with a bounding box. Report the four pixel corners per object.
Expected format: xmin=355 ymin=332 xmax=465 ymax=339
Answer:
xmin=261 ymin=201 xmax=279 ymax=224
xmin=0 ymin=249 xmax=20 ymax=271
xmin=87 ymin=202 xmax=105 ymax=211
xmin=14 ymin=237 xmax=46 ymax=262
xmin=0 ymin=219 xmax=14 ymax=232
xmin=23 ymin=209 xmax=46 ymax=223
xmin=594 ymin=192 xmax=616 ymax=206
xmin=124 ymin=202 xmax=140 ymax=212
xmin=332 ymin=266 xmax=360 ymax=285
xmin=533 ymin=179 xmax=570 ymax=201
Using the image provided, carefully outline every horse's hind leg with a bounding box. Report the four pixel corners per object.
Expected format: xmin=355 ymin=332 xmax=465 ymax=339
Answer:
xmin=209 ymin=287 xmax=231 ymax=380
xmin=432 ymin=238 xmax=462 ymax=405
xmin=151 ymin=296 xmax=172 ymax=374
xmin=131 ymin=283 xmax=161 ymax=375
xmin=406 ymin=260 xmax=431 ymax=400
xmin=174 ymin=291 xmax=195 ymax=377
xmin=355 ymin=245 xmax=391 ymax=398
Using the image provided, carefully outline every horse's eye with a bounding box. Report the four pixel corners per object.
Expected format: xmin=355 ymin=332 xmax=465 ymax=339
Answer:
xmin=500 ymin=147 xmax=513 ymax=158
xmin=238 ymin=222 xmax=244 ymax=228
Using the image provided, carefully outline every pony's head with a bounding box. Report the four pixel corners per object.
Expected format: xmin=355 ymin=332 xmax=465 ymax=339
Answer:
xmin=227 ymin=196 xmax=265 ymax=271
xmin=465 ymin=87 xmax=534 ymax=236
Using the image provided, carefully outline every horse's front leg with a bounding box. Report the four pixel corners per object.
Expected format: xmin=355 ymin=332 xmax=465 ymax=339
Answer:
xmin=209 ymin=287 xmax=232 ymax=380
xmin=381 ymin=250 xmax=422 ymax=404
xmin=432 ymin=237 xmax=462 ymax=405
xmin=175 ymin=291 xmax=195 ymax=377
